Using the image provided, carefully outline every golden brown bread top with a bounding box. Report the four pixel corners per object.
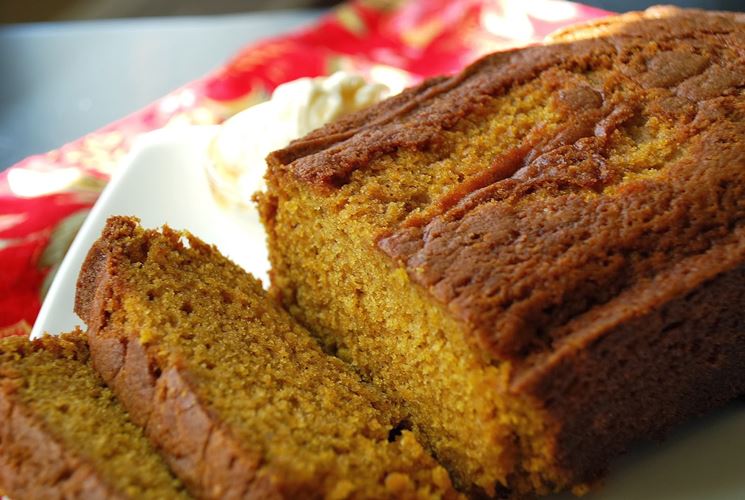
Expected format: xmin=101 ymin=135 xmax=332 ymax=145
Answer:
xmin=269 ymin=7 xmax=745 ymax=361
xmin=270 ymin=7 xmax=744 ymax=187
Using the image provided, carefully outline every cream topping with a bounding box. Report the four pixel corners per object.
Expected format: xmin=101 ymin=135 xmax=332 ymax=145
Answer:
xmin=207 ymin=72 xmax=396 ymax=207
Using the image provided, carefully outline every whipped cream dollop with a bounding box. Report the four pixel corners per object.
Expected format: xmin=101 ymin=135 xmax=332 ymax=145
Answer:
xmin=207 ymin=72 xmax=396 ymax=207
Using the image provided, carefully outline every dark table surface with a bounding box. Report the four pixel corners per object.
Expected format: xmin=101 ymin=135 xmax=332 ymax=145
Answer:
xmin=0 ymin=10 xmax=322 ymax=171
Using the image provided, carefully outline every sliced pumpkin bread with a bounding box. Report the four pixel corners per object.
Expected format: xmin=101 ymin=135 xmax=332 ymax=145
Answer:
xmin=0 ymin=330 xmax=189 ymax=499
xmin=75 ymin=216 xmax=459 ymax=500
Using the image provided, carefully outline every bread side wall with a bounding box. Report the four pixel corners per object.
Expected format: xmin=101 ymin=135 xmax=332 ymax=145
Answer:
xmin=514 ymin=260 xmax=745 ymax=485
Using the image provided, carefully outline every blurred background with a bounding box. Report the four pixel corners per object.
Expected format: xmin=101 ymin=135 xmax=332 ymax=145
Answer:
xmin=2 ymin=0 xmax=743 ymax=23
xmin=1 ymin=0 xmax=743 ymax=170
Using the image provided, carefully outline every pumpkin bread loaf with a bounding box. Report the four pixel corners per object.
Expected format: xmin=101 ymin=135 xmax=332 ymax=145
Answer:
xmin=260 ymin=6 xmax=745 ymax=497
xmin=0 ymin=330 xmax=189 ymax=500
xmin=75 ymin=216 xmax=460 ymax=500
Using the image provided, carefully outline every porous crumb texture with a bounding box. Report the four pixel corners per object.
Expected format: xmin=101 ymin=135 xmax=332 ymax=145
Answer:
xmin=75 ymin=216 xmax=459 ymax=500
xmin=0 ymin=331 xmax=188 ymax=499
xmin=261 ymin=7 xmax=745 ymax=497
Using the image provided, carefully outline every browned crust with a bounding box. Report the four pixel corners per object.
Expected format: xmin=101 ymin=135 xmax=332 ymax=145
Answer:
xmin=379 ymin=121 xmax=745 ymax=360
xmin=513 ymin=258 xmax=745 ymax=485
xmin=269 ymin=7 xmax=745 ymax=361
xmin=74 ymin=218 xmax=280 ymax=500
xmin=0 ymin=381 xmax=121 ymax=500
xmin=376 ymin=9 xmax=745 ymax=361
xmin=546 ymin=5 xmax=745 ymax=42
xmin=267 ymin=48 xmax=530 ymax=187
xmin=270 ymin=75 xmax=450 ymax=173
xmin=262 ymin=6 xmax=745 ymax=494
xmin=269 ymin=8 xmax=744 ymax=190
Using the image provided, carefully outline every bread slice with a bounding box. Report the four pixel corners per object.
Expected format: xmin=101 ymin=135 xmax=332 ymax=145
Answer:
xmin=259 ymin=6 xmax=745 ymax=497
xmin=75 ymin=216 xmax=459 ymax=500
xmin=0 ymin=330 xmax=188 ymax=499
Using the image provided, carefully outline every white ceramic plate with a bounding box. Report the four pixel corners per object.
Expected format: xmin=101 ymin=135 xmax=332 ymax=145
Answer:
xmin=31 ymin=125 xmax=270 ymax=340
xmin=30 ymin=126 xmax=744 ymax=499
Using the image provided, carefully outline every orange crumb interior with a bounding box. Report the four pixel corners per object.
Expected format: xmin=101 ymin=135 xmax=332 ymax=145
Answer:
xmin=106 ymin=222 xmax=458 ymax=499
xmin=0 ymin=332 xmax=189 ymax=499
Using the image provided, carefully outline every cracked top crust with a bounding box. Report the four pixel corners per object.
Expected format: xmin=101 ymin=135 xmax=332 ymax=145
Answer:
xmin=268 ymin=7 xmax=745 ymax=361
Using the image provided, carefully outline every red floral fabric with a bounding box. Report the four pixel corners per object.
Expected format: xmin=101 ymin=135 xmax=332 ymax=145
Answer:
xmin=0 ymin=0 xmax=609 ymax=337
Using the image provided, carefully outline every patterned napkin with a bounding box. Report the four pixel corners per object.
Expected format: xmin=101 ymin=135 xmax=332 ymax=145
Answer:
xmin=0 ymin=0 xmax=609 ymax=337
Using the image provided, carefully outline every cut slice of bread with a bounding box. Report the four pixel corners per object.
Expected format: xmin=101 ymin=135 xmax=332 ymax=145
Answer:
xmin=0 ymin=330 xmax=189 ymax=499
xmin=75 ymin=216 xmax=459 ymax=500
